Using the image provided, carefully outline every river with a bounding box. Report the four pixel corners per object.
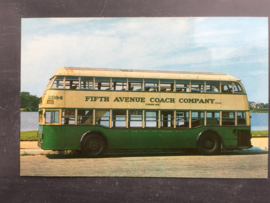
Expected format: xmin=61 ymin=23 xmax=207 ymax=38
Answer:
xmin=20 ymin=112 xmax=268 ymax=131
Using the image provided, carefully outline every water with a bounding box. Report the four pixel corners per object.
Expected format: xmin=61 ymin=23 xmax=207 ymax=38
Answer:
xmin=250 ymin=113 xmax=268 ymax=131
xmin=21 ymin=112 xmax=39 ymax=131
xmin=20 ymin=112 xmax=268 ymax=131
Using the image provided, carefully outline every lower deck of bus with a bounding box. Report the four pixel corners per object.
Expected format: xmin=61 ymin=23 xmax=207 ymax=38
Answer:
xmin=38 ymin=124 xmax=252 ymax=151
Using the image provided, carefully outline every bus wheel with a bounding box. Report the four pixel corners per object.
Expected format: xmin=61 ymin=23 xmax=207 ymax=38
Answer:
xmin=197 ymin=133 xmax=221 ymax=155
xmin=81 ymin=134 xmax=105 ymax=158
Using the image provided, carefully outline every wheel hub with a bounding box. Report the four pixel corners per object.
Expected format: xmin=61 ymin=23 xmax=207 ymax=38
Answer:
xmin=204 ymin=139 xmax=214 ymax=149
xmin=89 ymin=140 xmax=99 ymax=151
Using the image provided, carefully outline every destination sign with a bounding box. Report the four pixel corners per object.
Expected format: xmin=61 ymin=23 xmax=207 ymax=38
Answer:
xmin=85 ymin=96 xmax=215 ymax=104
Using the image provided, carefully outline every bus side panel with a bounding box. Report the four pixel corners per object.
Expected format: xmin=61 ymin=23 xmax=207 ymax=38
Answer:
xmin=41 ymin=125 xmax=65 ymax=150
xmin=104 ymin=128 xmax=181 ymax=149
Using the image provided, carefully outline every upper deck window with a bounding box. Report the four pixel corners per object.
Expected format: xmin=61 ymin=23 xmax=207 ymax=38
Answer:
xmin=112 ymin=78 xmax=127 ymax=91
xmin=51 ymin=76 xmax=64 ymax=89
xmin=128 ymin=79 xmax=143 ymax=91
xmin=80 ymin=77 xmax=94 ymax=90
xmin=191 ymin=81 xmax=204 ymax=93
xmin=65 ymin=76 xmax=79 ymax=89
xmin=221 ymin=81 xmax=233 ymax=93
xmin=145 ymin=79 xmax=159 ymax=92
xmin=160 ymin=80 xmax=174 ymax=92
xmin=234 ymin=82 xmax=243 ymax=93
xmin=176 ymin=80 xmax=190 ymax=92
xmin=96 ymin=78 xmax=110 ymax=90
xmin=206 ymin=81 xmax=220 ymax=93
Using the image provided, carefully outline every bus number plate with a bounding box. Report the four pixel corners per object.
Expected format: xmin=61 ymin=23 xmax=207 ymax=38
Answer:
xmin=48 ymin=95 xmax=63 ymax=100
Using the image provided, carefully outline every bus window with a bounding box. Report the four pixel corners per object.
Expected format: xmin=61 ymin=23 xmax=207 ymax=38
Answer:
xmin=161 ymin=111 xmax=174 ymax=127
xmin=145 ymin=110 xmax=159 ymax=127
xmin=39 ymin=110 xmax=43 ymax=123
xmin=77 ymin=109 xmax=93 ymax=125
xmin=160 ymin=80 xmax=174 ymax=92
xmin=234 ymin=82 xmax=243 ymax=93
xmin=112 ymin=78 xmax=127 ymax=91
xmin=129 ymin=110 xmax=143 ymax=127
xmin=65 ymin=76 xmax=79 ymax=89
xmin=206 ymin=111 xmax=220 ymax=125
xmin=222 ymin=111 xmax=235 ymax=126
xmin=145 ymin=79 xmax=158 ymax=92
xmin=191 ymin=111 xmax=204 ymax=127
xmin=221 ymin=82 xmax=233 ymax=93
xmin=61 ymin=109 xmax=75 ymax=125
xmin=112 ymin=110 xmax=126 ymax=127
xmin=206 ymin=81 xmax=220 ymax=93
xmin=80 ymin=77 xmax=94 ymax=89
xmin=128 ymin=79 xmax=143 ymax=91
xmin=237 ymin=112 xmax=246 ymax=125
xmin=51 ymin=76 xmax=64 ymax=89
xmin=176 ymin=111 xmax=189 ymax=128
xmin=191 ymin=81 xmax=204 ymax=93
xmin=45 ymin=110 xmax=59 ymax=123
xmin=176 ymin=80 xmax=190 ymax=92
xmin=95 ymin=78 xmax=110 ymax=90
xmin=95 ymin=110 xmax=110 ymax=127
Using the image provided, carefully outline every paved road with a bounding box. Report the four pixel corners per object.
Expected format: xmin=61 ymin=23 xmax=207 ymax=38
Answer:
xmin=20 ymin=150 xmax=268 ymax=178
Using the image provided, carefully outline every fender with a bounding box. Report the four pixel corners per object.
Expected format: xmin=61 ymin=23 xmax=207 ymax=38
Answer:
xmin=196 ymin=129 xmax=223 ymax=147
xmin=80 ymin=130 xmax=108 ymax=150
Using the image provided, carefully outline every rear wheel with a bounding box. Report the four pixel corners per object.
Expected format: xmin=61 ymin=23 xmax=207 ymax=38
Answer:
xmin=81 ymin=134 xmax=105 ymax=158
xmin=197 ymin=133 xmax=221 ymax=155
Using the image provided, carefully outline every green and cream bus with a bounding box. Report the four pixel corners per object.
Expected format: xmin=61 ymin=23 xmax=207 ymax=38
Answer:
xmin=38 ymin=67 xmax=252 ymax=157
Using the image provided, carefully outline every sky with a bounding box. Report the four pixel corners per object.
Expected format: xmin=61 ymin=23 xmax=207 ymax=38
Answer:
xmin=21 ymin=17 xmax=268 ymax=103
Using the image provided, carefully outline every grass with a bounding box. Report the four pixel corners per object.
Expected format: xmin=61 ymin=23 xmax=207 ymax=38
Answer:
xmin=251 ymin=130 xmax=268 ymax=137
xmin=20 ymin=152 xmax=35 ymax=156
xmin=250 ymin=108 xmax=268 ymax=113
xmin=20 ymin=131 xmax=38 ymax=141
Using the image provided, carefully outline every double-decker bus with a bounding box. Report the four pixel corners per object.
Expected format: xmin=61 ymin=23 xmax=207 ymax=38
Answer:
xmin=37 ymin=67 xmax=252 ymax=157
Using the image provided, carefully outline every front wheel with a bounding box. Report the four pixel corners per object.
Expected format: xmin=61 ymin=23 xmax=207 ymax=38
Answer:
xmin=81 ymin=134 xmax=105 ymax=158
xmin=197 ymin=133 xmax=221 ymax=155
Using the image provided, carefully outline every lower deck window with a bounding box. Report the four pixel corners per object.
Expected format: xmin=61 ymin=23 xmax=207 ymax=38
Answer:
xmin=62 ymin=109 xmax=75 ymax=125
xmin=129 ymin=110 xmax=143 ymax=127
xmin=160 ymin=111 xmax=174 ymax=127
xmin=191 ymin=111 xmax=205 ymax=127
xmin=112 ymin=110 xmax=126 ymax=127
xmin=237 ymin=112 xmax=246 ymax=125
xmin=39 ymin=110 xmax=43 ymax=123
xmin=77 ymin=109 xmax=93 ymax=125
xmin=95 ymin=110 xmax=110 ymax=127
xmin=176 ymin=111 xmax=189 ymax=128
xmin=145 ymin=111 xmax=159 ymax=127
xmin=45 ymin=110 xmax=59 ymax=123
xmin=222 ymin=111 xmax=235 ymax=126
xmin=206 ymin=111 xmax=220 ymax=125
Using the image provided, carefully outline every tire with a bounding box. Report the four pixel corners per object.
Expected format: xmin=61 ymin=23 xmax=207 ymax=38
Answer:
xmin=81 ymin=134 xmax=105 ymax=158
xmin=197 ymin=133 xmax=221 ymax=155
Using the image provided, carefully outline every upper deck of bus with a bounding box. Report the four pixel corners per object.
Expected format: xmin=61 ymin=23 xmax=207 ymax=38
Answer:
xmin=51 ymin=67 xmax=240 ymax=82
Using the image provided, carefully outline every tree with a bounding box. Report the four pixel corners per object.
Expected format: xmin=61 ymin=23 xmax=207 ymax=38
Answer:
xmin=20 ymin=92 xmax=40 ymax=111
xmin=265 ymin=103 xmax=269 ymax=108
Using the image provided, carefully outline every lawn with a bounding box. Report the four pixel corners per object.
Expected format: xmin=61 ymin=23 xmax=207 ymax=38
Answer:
xmin=20 ymin=131 xmax=38 ymax=141
xmin=251 ymin=130 xmax=268 ymax=137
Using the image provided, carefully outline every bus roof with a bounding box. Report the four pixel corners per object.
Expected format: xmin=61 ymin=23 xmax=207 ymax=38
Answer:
xmin=53 ymin=67 xmax=240 ymax=81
